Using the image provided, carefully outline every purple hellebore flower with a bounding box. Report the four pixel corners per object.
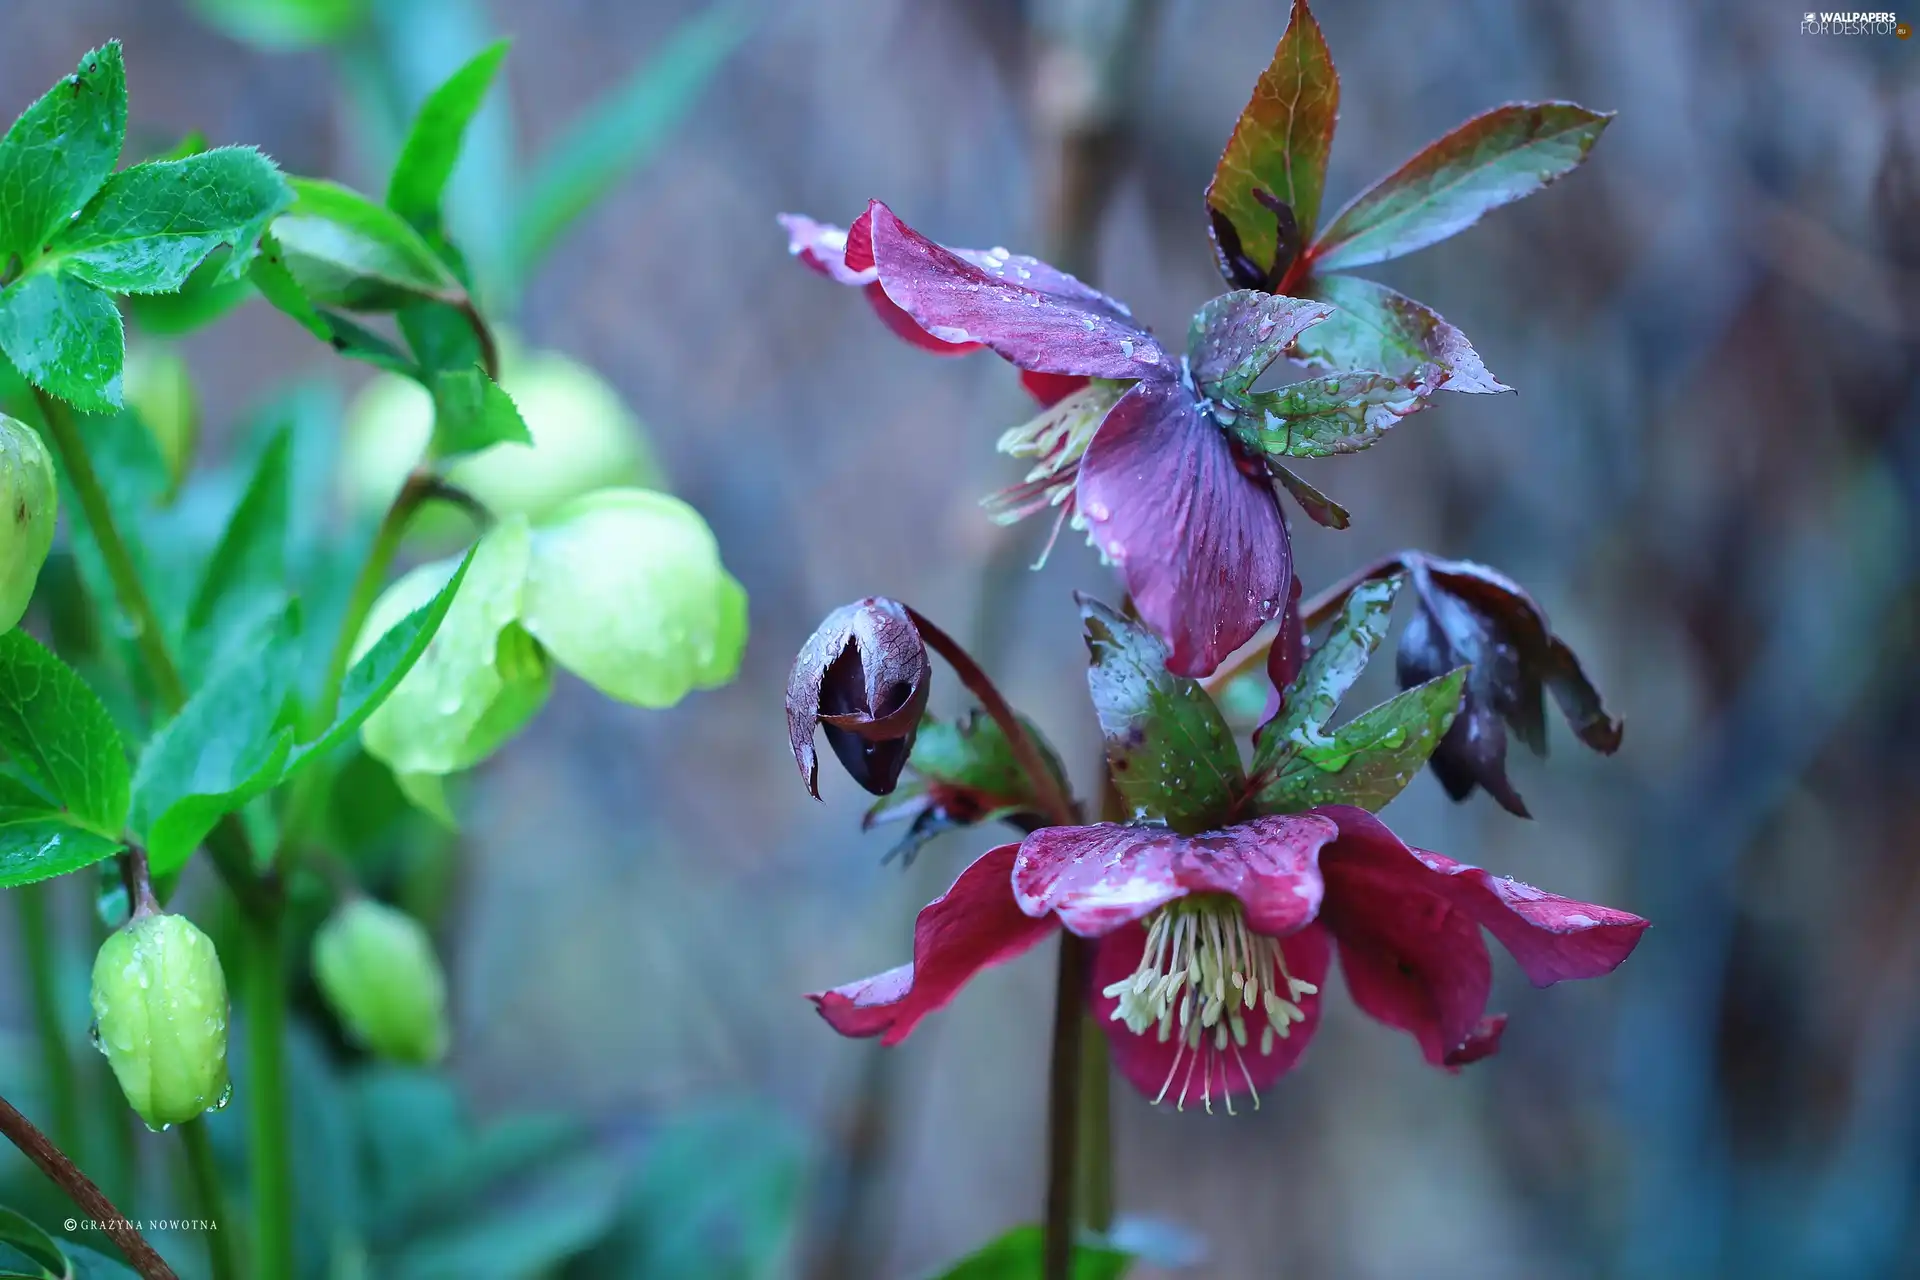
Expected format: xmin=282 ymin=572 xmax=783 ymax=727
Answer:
xmin=783 ymin=200 xmax=1327 ymax=677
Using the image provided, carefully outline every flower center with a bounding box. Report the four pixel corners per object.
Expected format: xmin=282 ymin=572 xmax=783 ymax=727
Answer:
xmin=1101 ymin=895 xmax=1317 ymax=1114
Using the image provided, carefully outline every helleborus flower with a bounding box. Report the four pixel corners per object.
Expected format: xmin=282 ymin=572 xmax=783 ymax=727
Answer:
xmin=340 ymin=345 xmax=663 ymax=524
xmin=519 ymin=488 xmax=748 ymax=707
xmin=357 ymin=491 xmax=745 ymax=805
xmin=787 ymin=597 xmax=930 ymax=798
xmin=784 ymin=202 xmax=1346 ymax=676
xmin=357 ymin=515 xmax=553 ymax=788
xmin=1396 ymin=554 xmax=1622 ymax=817
xmin=313 ymin=898 xmax=449 ymax=1065
xmin=812 ymin=804 xmax=1644 ymax=1111
xmin=0 ymin=414 xmax=55 ymax=633
xmin=90 ymin=909 xmax=231 ymax=1131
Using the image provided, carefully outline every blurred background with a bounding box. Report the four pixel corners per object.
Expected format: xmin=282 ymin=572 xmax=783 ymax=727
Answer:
xmin=2 ymin=0 xmax=1917 ymax=1276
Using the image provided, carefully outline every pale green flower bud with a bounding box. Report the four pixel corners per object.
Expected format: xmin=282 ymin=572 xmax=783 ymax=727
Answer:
xmin=312 ymin=899 xmax=448 ymax=1065
xmin=89 ymin=911 xmax=230 ymax=1131
xmin=122 ymin=345 xmax=196 ymax=489
xmin=356 ymin=515 xmax=552 ymax=780
xmin=521 ymin=489 xmax=747 ymax=706
xmin=0 ymin=414 xmax=57 ymax=633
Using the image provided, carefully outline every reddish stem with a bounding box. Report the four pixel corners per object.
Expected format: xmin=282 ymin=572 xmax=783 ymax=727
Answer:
xmin=0 ymin=1092 xmax=177 ymax=1279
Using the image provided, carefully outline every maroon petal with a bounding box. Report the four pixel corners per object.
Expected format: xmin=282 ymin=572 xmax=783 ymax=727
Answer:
xmin=1076 ymin=380 xmax=1293 ymax=677
xmin=1021 ymin=369 xmax=1091 ymax=407
xmin=809 ymin=843 xmax=1056 ymax=1045
xmin=1093 ymin=921 xmax=1329 ymax=1107
xmin=1315 ymin=805 xmax=1647 ymax=988
xmin=1325 ymin=857 xmax=1493 ymax=1068
xmin=1014 ymin=814 xmax=1335 ymax=938
xmin=1444 ymin=1014 xmax=1508 ymax=1067
xmin=781 ymin=211 xmax=981 ymax=355
xmin=865 ymin=201 xmax=1166 ymax=378
xmin=1411 ymin=846 xmax=1647 ymax=986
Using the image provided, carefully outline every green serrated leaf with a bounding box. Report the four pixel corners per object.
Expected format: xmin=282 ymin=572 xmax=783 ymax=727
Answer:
xmin=510 ymin=3 xmax=748 ymax=280
xmin=430 ymin=365 xmax=529 ymax=461
xmin=910 ymin=709 xmax=1065 ymax=808
xmin=1253 ymin=667 xmax=1466 ymax=814
xmin=1206 ymin=0 xmax=1338 ymax=270
xmin=131 ymin=607 xmax=301 ymax=875
xmin=1226 ymin=371 xmax=1424 ymax=460
xmin=1294 ymin=274 xmax=1506 ymax=393
xmin=1081 ymin=596 xmax=1243 ymax=833
xmin=0 ymin=631 xmax=129 ymax=833
xmin=185 ymin=426 xmax=290 ymax=665
xmin=1254 ymin=574 xmax=1402 ymax=771
xmin=50 ymin=148 xmax=292 ymax=293
xmin=934 ymin=1225 xmax=1133 ymax=1280
xmin=293 ymin=545 xmax=476 ymax=771
xmin=1313 ymin=103 xmax=1612 ymax=271
xmin=388 ymin=40 xmax=510 ymax=234
xmin=0 ymin=270 xmax=123 ymax=412
xmin=1187 ymin=290 xmax=1332 ymax=402
xmin=273 ymin=178 xmax=458 ymax=311
xmin=397 ymin=300 xmax=480 ymax=376
xmin=0 ymin=44 xmax=127 ymax=262
xmin=0 ymin=814 xmax=122 ymax=889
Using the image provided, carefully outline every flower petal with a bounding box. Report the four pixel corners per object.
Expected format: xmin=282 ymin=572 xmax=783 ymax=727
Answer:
xmin=1020 ymin=369 xmax=1091 ymax=407
xmin=1014 ymin=814 xmax=1335 ymax=938
xmin=1324 ymin=855 xmax=1492 ymax=1067
xmin=1316 ymin=805 xmax=1647 ymax=988
xmin=808 ymin=843 xmax=1055 ymax=1045
xmin=1093 ymin=921 xmax=1329 ymax=1108
xmin=865 ymin=201 xmax=1165 ymax=378
xmin=781 ymin=210 xmax=981 ymax=354
xmin=1076 ymin=379 xmax=1293 ymax=677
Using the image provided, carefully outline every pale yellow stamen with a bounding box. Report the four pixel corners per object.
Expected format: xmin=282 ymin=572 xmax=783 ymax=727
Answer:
xmin=1101 ymin=896 xmax=1317 ymax=1113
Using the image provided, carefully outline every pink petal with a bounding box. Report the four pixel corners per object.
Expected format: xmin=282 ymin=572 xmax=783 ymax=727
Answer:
xmin=1324 ymin=856 xmax=1493 ymax=1067
xmin=809 ymin=843 xmax=1056 ymax=1045
xmin=1093 ymin=921 xmax=1330 ymax=1107
xmin=1014 ymin=814 xmax=1336 ymax=938
xmin=1444 ymin=1014 xmax=1507 ymax=1067
xmin=865 ymin=200 xmax=1165 ymax=378
xmin=1315 ymin=805 xmax=1648 ymax=988
xmin=862 ymin=283 xmax=980 ymax=354
xmin=1076 ymin=379 xmax=1293 ymax=677
xmin=781 ymin=211 xmax=981 ymax=354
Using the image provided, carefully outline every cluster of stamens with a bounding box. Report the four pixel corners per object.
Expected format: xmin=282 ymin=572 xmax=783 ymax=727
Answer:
xmin=981 ymin=381 xmax=1124 ymax=564
xmin=1102 ymin=895 xmax=1317 ymax=1114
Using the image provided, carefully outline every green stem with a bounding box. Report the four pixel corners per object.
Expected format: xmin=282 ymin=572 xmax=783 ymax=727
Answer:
xmin=13 ymin=884 xmax=80 ymax=1155
xmin=32 ymin=389 xmax=186 ymax=710
xmin=242 ymin=910 xmax=293 ymax=1280
xmin=178 ymin=1119 xmax=237 ymax=1280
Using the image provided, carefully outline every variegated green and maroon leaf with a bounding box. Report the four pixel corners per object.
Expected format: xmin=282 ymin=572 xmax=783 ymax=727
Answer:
xmin=1187 ymin=290 xmax=1332 ymax=401
xmin=1293 ymin=274 xmax=1507 ymax=392
xmin=1206 ymin=0 xmax=1340 ymax=283
xmin=1312 ymin=102 xmax=1611 ymax=271
xmin=1225 ymin=371 xmax=1425 ymax=460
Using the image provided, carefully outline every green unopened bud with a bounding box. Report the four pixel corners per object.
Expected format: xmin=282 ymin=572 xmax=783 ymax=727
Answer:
xmin=522 ymin=489 xmax=747 ymax=707
xmin=122 ymin=345 xmax=197 ymax=490
xmin=313 ymin=899 xmax=448 ymax=1065
xmin=0 ymin=414 xmax=57 ymax=634
xmin=357 ymin=516 xmax=551 ymax=781
xmin=89 ymin=911 xmax=230 ymax=1131
xmin=339 ymin=347 xmax=661 ymax=527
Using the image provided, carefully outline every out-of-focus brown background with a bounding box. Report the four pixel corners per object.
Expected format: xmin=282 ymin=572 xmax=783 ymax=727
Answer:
xmin=3 ymin=0 xmax=1918 ymax=1276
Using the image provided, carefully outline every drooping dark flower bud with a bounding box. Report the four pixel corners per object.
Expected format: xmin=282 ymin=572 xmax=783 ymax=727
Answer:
xmin=89 ymin=910 xmax=231 ymax=1131
xmin=787 ymin=597 xmax=930 ymax=798
xmin=1396 ymin=555 xmax=1622 ymax=817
